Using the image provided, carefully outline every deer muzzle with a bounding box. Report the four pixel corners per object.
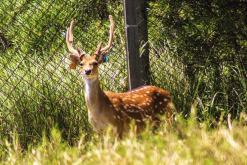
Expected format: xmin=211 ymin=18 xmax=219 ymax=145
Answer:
xmin=84 ymin=69 xmax=92 ymax=75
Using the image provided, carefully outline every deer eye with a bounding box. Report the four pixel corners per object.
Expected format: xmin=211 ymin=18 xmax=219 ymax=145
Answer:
xmin=93 ymin=62 xmax=98 ymax=66
xmin=79 ymin=63 xmax=84 ymax=66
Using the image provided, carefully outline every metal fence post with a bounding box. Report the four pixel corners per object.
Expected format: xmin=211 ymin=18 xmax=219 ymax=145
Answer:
xmin=137 ymin=0 xmax=150 ymax=85
xmin=123 ymin=0 xmax=142 ymax=90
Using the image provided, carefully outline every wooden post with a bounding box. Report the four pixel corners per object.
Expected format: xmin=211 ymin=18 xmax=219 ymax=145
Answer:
xmin=123 ymin=0 xmax=142 ymax=90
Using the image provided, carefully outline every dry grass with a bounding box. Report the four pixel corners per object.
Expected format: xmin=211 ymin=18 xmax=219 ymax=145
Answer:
xmin=1 ymin=114 xmax=247 ymax=165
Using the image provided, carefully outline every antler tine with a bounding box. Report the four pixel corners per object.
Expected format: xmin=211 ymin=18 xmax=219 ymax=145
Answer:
xmin=66 ymin=20 xmax=79 ymax=56
xmin=101 ymin=15 xmax=114 ymax=52
xmin=95 ymin=42 xmax=103 ymax=56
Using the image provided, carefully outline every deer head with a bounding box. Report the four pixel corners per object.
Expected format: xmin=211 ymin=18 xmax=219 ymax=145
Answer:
xmin=66 ymin=15 xmax=114 ymax=79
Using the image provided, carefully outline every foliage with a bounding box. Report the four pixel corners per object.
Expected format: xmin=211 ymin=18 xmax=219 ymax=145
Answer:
xmin=148 ymin=0 xmax=247 ymax=121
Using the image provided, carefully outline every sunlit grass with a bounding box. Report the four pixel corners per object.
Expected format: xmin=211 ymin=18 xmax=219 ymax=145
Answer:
xmin=1 ymin=113 xmax=247 ymax=165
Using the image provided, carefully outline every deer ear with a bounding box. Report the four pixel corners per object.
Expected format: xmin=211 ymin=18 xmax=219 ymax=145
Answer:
xmin=98 ymin=52 xmax=109 ymax=64
xmin=69 ymin=54 xmax=81 ymax=70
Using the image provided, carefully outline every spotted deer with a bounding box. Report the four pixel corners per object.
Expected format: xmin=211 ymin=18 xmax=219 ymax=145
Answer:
xmin=66 ymin=15 xmax=174 ymax=138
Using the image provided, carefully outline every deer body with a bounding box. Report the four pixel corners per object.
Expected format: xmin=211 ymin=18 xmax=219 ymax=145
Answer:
xmin=84 ymin=74 xmax=173 ymax=137
xmin=66 ymin=15 xmax=174 ymax=138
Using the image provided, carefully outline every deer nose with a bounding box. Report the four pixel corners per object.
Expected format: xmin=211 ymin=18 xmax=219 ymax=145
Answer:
xmin=84 ymin=69 xmax=91 ymax=75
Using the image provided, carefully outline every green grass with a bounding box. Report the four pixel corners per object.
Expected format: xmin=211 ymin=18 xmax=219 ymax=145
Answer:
xmin=1 ymin=114 xmax=247 ymax=165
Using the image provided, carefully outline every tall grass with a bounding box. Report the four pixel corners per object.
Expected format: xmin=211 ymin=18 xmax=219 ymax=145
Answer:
xmin=1 ymin=114 xmax=247 ymax=164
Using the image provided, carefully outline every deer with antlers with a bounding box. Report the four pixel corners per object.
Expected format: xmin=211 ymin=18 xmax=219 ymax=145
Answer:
xmin=66 ymin=15 xmax=175 ymax=138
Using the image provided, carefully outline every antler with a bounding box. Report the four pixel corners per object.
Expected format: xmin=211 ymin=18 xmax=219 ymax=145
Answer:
xmin=95 ymin=15 xmax=114 ymax=54
xmin=66 ymin=20 xmax=84 ymax=57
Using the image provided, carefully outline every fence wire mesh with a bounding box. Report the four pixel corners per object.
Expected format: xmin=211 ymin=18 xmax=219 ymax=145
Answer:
xmin=0 ymin=0 xmax=127 ymax=145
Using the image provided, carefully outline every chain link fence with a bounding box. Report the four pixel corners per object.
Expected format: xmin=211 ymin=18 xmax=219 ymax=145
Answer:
xmin=0 ymin=0 xmax=127 ymax=146
xmin=1 ymin=0 xmax=246 ymax=146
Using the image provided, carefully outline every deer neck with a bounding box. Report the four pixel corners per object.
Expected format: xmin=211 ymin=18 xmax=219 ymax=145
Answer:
xmin=83 ymin=76 xmax=104 ymax=115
